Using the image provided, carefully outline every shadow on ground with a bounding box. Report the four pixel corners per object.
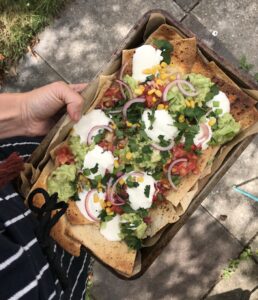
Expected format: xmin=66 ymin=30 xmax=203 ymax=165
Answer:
xmin=92 ymin=207 xmax=242 ymax=300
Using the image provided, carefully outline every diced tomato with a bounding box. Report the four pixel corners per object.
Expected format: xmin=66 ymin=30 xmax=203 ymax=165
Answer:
xmin=55 ymin=145 xmax=75 ymax=166
xmin=145 ymin=95 xmax=154 ymax=108
xmin=111 ymin=205 xmax=123 ymax=214
xmin=104 ymin=86 xmax=122 ymax=99
xmin=143 ymin=217 xmax=152 ymax=224
xmin=98 ymin=140 xmax=115 ymax=152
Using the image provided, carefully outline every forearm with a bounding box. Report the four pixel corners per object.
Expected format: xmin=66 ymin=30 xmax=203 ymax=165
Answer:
xmin=0 ymin=93 xmax=28 ymax=139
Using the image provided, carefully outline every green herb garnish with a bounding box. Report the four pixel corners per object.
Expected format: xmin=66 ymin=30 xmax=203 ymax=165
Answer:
xmin=153 ymin=39 xmax=174 ymax=64
xmin=144 ymin=185 xmax=151 ymax=198
xmin=90 ymin=163 xmax=99 ymax=174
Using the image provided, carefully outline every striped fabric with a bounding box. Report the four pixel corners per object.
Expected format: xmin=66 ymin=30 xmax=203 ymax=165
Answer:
xmin=0 ymin=136 xmax=92 ymax=300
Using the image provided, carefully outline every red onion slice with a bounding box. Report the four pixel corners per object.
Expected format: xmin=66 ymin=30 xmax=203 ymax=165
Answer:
xmin=163 ymin=79 xmax=198 ymax=102
xmin=116 ymin=79 xmax=133 ymax=100
xmin=122 ymin=97 xmax=145 ymax=119
xmin=151 ymin=141 xmax=174 ymax=151
xmin=87 ymin=125 xmax=113 ymax=145
xmin=195 ymin=123 xmax=211 ymax=146
xmin=85 ymin=189 xmax=100 ymax=222
xmin=167 ymin=158 xmax=188 ymax=190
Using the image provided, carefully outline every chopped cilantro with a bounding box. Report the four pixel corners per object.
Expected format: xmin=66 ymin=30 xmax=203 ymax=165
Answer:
xmin=123 ymin=235 xmax=142 ymax=250
xmin=128 ymin=138 xmax=138 ymax=152
xmin=90 ymin=163 xmax=99 ymax=174
xmin=94 ymin=174 xmax=102 ymax=182
xmin=144 ymin=185 xmax=151 ymax=198
xmin=175 ymin=122 xmax=199 ymax=150
xmin=183 ymin=106 xmax=206 ymax=121
xmin=158 ymin=135 xmax=171 ymax=147
xmin=142 ymin=145 xmax=153 ymax=154
xmin=215 ymin=108 xmax=223 ymax=115
xmin=83 ymin=168 xmax=91 ymax=176
xmin=126 ymin=176 xmax=140 ymax=188
xmin=98 ymin=210 xmax=115 ymax=222
xmin=145 ymin=75 xmax=155 ymax=82
xmin=115 ymin=128 xmax=124 ymax=140
xmin=147 ymin=109 xmax=155 ymax=130
xmin=127 ymin=102 xmax=145 ymax=123
xmin=205 ymin=84 xmax=219 ymax=102
xmin=212 ymin=101 xmax=220 ymax=107
xmin=93 ymin=132 xmax=104 ymax=144
xmin=153 ymin=39 xmax=173 ymax=64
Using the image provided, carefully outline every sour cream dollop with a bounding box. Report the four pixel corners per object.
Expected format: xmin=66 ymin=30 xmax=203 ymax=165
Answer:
xmin=132 ymin=45 xmax=163 ymax=82
xmin=100 ymin=215 xmax=122 ymax=241
xmin=76 ymin=189 xmax=104 ymax=221
xmin=206 ymin=91 xmax=230 ymax=116
xmin=127 ymin=173 xmax=156 ymax=210
xmin=73 ymin=109 xmax=111 ymax=143
xmin=83 ymin=145 xmax=114 ymax=179
xmin=142 ymin=109 xmax=178 ymax=143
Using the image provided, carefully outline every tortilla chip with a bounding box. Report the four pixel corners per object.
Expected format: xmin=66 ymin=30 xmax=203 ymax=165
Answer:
xmin=165 ymin=147 xmax=214 ymax=206
xmin=28 ymin=160 xmax=81 ymax=256
xmin=66 ymin=223 xmax=136 ymax=276
xmin=143 ymin=201 xmax=179 ymax=238
xmin=66 ymin=200 xmax=94 ymax=225
xmin=145 ymin=24 xmax=183 ymax=44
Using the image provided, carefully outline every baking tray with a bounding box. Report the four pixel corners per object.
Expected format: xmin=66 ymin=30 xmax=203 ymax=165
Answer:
xmin=26 ymin=10 xmax=258 ymax=280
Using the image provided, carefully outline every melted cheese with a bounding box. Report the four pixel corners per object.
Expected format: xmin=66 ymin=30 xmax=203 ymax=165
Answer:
xmin=76 ymin=189 xmax=104 ymax=221
xmin=132 ymin=45 xmax=163 ymax=82
xmin=127 ymin=173 xmax=156 ymax=210
xmin=100 ymin=215 xmax=121 ymax=241
xmin=73 ymin=109 xmax=111 ymax=143
xmin=83 ymin=145 xmax=114 ymax=179
xmin=206 ymin=91 xmax=230 ymax=116
xmin=142 ymin=109 xmax=178 ymax=143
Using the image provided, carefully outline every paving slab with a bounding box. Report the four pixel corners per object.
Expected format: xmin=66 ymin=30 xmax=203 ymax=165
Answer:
xmin=92 ymin=206 xmax=242 ymax=300
xmin=250 ymin=235 xmax=258 ymax=263
xmin=206 ymin=258 xmax=258 ymax=300
xmin=1 ymin=52 xmax=63 ymax=93
xmin=34 ymin=0 xmax=185 ymax=83
xmin=189 ymin=0 xmax=258 ymax=75
xmin=175 ymin=0 xmax=200 ymax=12
xmin=202 ymin=135 xmax=258 ymax=245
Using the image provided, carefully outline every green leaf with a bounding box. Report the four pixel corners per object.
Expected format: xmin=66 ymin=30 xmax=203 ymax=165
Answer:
xmin=254 ymin=73 xmax=258 ymax=82
xmin=183 ymin=106 xmax=206 ymax=121
xmin=142 ymin=145 xmax=153 ymax=154
xmin=90 ymin=163 xmax=99 ymax=174
xmin=144 ymin=185 xmax=150 ymax=198
xmin=153 ymin=39 xmax=173 ymax=64
xmin=205 ymin=84 xmax=219 ymax=102
xmin=83 ymin=168 xmax=91 ymax=176
xmin=239 ymin=55 xmax=254 ymax=72
xmin=147 ymin=109 xmax=155 ymax=130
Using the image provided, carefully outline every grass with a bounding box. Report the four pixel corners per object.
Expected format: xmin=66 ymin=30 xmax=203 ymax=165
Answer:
xmin=238 ymin=54 xmax=258 ymax=83
xmin=0 ymin=0 xmax=69 ymax=81
xmin=221 ymin=247 xmax=254 ymax=279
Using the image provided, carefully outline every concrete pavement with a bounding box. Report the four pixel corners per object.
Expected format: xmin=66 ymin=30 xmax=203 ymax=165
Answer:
xmin=1 ymin=0 xmax=257 ymax=299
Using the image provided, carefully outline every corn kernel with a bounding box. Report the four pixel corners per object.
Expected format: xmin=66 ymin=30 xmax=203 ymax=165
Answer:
xmin=152 ymin=96 xmax=157 ymax=103
xmin=156 ymin=64 xmax=162 ymax=71
xmin=126 ymin=152 xmax=132 ymax=160
xmin=93 ymin=194 xmax=99 ymax=203
xmin=143 ymin=68 xmax=152 ymax=74
xmin=170 ymin=75 xmax=176 ymax=81
xmin=110 ymin=122 xmax=117 ymax=129
xmin=157 ymin=104 xmax=165 ymax=110
xmin=178 ymin=114 xmax=185 ymax=123
xmin=160 ymin=73 xmax=168 ymax=80
xmin=126 ymin=121 xmax=133 ymax=127
xmin=107 ymin=211 xmax=114 ymax=216
xmin=156 ymin=79 xmax=164 ymax=86
xmin=185 ymin=100 xmax=191 ymax=107
xmin=136 ymin=176 xmax=144 ymax=183
xmin=100 ymin=202 xmax=106 ymax=209
xmin=98 ymin=188 xmax=102 ymax=193
xmin=148 ymin=89 xmax=155 ymax=95
xmin=155 ymin=90 xmax=162 ymax=97
xmin=106 ymin=207 xmax=111 ymax=213
xmin=190 ymin=99 xmax=195 ymax=108
xmin=134 ymin=88 xmax=143 ymax=96
xmin=119 ymin=178 xmax=125 ymax=185
xmin=161 ymin=62 xmax=168 ymax=68
xmin=164 ymin=104 xmax=169 ymax=110
xmin=208 ymin=117 xmax=217 ymax=126
xmin=114 ymin=159 xmax=119 ymax=168
xmin=106 ymin=201 xmax=112 ymax=207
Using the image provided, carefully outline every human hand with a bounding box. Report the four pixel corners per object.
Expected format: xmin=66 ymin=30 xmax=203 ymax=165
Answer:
xmin=21 ymin=81 xmax=87 ymax=136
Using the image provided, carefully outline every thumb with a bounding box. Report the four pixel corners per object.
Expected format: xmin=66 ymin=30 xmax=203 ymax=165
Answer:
xmin=54 ymin=82 xmax=85 ymax=121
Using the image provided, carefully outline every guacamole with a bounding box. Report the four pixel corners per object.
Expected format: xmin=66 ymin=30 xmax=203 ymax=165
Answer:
xmin=211 ymin=113 xmax=241 ymax=145
xmin=120 ymin=213 xmax=147 ymax=239
xmin=68 ymin=135 xmax=87 ymax=167
xmin=47 ymin=164 xmax=77 ymax=201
